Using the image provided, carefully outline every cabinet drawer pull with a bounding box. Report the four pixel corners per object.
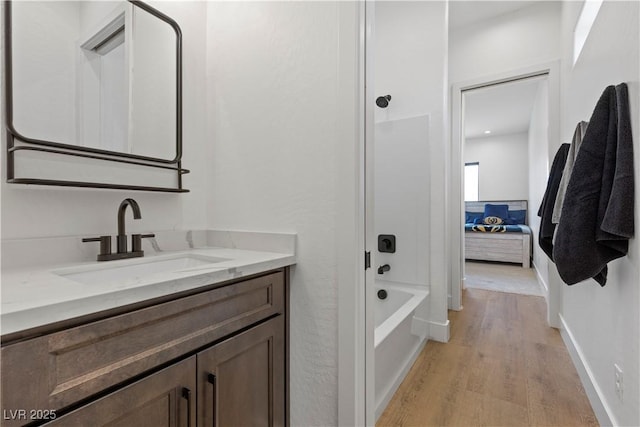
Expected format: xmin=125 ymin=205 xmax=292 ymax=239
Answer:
xmin=207 ymin=373 xmax=216 ymax=385
xmin=207 ymin=373 xmax=217 ymax=427
xmin=181 ymin=387 xmax=192 ymax=427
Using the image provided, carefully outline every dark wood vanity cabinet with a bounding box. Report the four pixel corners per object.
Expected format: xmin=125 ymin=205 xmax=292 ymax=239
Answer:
xmin=1 ymin=269 xmax=288 ymax=427
xmin=197 ymin=316 xmax=285 ymax=427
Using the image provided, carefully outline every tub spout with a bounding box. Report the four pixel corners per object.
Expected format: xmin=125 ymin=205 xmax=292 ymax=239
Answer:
xmin=377 ymin=264 xmax=390 ymax=274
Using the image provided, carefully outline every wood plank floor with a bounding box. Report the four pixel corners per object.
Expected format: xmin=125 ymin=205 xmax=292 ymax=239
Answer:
xmin=377 ymin=288 xmax=598 ymax=426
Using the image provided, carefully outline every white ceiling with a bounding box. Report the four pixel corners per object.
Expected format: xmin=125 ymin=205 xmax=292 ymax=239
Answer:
xmin=464 ymin=77 xmax=543 ymax=140
xmin=449 ymin=1 xmax=539 ymax=30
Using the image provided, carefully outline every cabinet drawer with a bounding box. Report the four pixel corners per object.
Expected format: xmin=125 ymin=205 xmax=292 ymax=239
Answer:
xmin=1 ymin=271 xmax=284 ymax=418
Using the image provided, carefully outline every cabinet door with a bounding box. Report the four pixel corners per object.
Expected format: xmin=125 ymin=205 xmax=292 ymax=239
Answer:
xmin=197 ymin=316 xmax=285 ymax=427
xmin=44 ymin=356 xmax=196 ymax=427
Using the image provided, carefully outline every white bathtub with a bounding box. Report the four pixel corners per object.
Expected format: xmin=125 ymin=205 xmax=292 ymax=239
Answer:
xmin=374 ymin=281 xmax=429 ymax=420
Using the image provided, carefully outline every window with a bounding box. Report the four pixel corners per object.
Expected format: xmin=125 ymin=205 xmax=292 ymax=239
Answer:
xmin=573 ymin=0 xmax=604 ymax=65
xmin=464 ymin=162 xmax=479 ymax=201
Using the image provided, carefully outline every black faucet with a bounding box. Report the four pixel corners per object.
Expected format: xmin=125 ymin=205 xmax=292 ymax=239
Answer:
xmin=117 ymin=198 xmax=141 ymax=254
xmin=378 ymin=264 xmax=391 ymax=274
xmin=83 ymin=198 xmax=155 ymax=261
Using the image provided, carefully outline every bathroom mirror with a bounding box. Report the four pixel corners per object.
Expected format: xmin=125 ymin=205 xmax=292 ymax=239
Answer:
xmin=4 ymin=0 xmax=188 ymax=192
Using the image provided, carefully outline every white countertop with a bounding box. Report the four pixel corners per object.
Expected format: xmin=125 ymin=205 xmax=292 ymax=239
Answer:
xmin=1 ymin=231 xmax=296 ymax=337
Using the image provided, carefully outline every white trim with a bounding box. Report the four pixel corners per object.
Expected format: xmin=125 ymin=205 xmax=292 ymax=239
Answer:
xmin=532 ymin=259 xmax=549 ymax=298
xmin=337 ymin=2 xmax=367 ymax=426
xmin=449 ymin=60 xmax=561 ymax=324
xmin=427 ymin=319 xmax=450 ymax=343
xmin=559 ymin=314 xmax=616 ymax=427
xmin=449 ymin=72 xmax=464 ymax=312
xmin=363 ymin=1 xmax=376 ymax=425
xmin=80 ymin=5 xmax=126 ymax=52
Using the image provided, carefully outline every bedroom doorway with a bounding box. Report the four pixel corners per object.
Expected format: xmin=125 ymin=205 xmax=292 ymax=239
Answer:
xmin=462 ymin=74 xmax=545 ymax=290
xmin=450 ymin=64 xmax=559 ymax=324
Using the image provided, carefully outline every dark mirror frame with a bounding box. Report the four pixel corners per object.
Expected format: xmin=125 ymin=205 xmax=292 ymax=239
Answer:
xmin=3 ymin=0 xmax=189 ymax=192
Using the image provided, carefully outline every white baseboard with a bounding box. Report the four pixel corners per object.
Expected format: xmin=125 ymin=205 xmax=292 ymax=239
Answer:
xmin=559 ymin=314 xmax=615 ymax=426
xmin=532 ymin=261 xmax=561 ymax=326
xmin=427 ymin=319 xmax=450 ymax=343
xmin=532 ymin=260 xmax=549 ymax=299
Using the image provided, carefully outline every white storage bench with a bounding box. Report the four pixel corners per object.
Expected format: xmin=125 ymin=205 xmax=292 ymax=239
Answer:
xmin=464 ymin=200 xmax=532 ymax=268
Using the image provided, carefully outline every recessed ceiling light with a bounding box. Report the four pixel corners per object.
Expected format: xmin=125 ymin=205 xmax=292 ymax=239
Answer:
xmin=484 ymin=130 xmax=491 ymax=134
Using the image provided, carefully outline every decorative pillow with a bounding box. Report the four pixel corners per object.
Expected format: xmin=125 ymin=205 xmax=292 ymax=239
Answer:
xmin=484 ymin=204 xmax=509 ymax=220
xmin=483 ymin=216 xmax=504 ymax=225
xmin=508 ymin=209 xmax=527 ymax=224
xmin=465 ymin=211 xmax=483 ymax=223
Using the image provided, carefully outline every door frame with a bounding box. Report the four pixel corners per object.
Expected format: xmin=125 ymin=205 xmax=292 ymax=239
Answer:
xmin=363 ymin=2 xmax=376 ymax=425
xmin=449 ymin=61 xmax=561 ymax=327
xmin=336 ymin=1 xmax=374 ymax=426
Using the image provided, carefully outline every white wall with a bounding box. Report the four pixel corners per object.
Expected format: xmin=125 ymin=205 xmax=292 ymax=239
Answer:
xmin=375 ymin=2 xmax=446 ymax=124
xmin=449 ymin=1 xmax=562 ymax=84
xmin=374 ymin=117 xmax=429 ymax=286
xmin=1 ymin=1 xmax=209 ymax=239
xmin=557 ymin=2 xmax=639 ymax=425
xmin=527 ymin=80 xmax=549 ymax=291
xmin=464 ymin=132 xmax=529 ymax=201
xmin=374 ymin=1 xmax=449 ymax=341
xmin=205 ymin=3 xmax=360 ymax=425
xmin=449 ymin=1 xmax=561 ymax=310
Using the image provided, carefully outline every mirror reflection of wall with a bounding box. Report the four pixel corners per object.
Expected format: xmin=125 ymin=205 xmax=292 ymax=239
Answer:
xmin=78 ymin=2 xmax=129 ymax=154
xmin=11 ymin=1 xmax=177 ymax=160
xmin=12 ymin=1 xmax=78 ymax=145
xmin=129 ymin=5 xmax=177 ymax=160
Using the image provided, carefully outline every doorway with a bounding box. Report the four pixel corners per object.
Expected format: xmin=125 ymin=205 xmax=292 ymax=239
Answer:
xmin=450 ymin=63 xmax=561 ymax=327
xmin=462 ymin=75 xmax=546 ymax=295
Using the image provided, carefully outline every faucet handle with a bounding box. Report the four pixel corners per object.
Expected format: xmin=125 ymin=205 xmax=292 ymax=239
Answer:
xmin=131 ymin=233 xmax=155 ymax=253
xmin=82 ymin=236 xmax=112 ymax=260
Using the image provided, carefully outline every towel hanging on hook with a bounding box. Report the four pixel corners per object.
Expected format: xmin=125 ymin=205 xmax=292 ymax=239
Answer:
xmin=552 ymin=120 xmax=589 ymax=225
xmin=553 ymin=83 xmax=634 ymax=286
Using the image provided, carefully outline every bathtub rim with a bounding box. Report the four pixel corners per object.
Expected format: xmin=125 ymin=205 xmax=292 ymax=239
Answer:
xmin=374 ymin=280 xmax=429 ymax=348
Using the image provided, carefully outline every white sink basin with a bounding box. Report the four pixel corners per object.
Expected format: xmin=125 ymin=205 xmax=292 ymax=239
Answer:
xmin=55 ymin=254 xmax=229 ymax=286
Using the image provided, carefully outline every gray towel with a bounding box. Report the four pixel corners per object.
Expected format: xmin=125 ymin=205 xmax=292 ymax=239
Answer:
xmin=554 ymin=83 xmax=635 ymax=286
xmin=552 ymin=121 xmax=589 ymax=224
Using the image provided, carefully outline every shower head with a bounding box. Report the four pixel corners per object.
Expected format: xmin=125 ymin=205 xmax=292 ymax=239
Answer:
xmin=376 ymin=95 xmax=392 ymax=108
